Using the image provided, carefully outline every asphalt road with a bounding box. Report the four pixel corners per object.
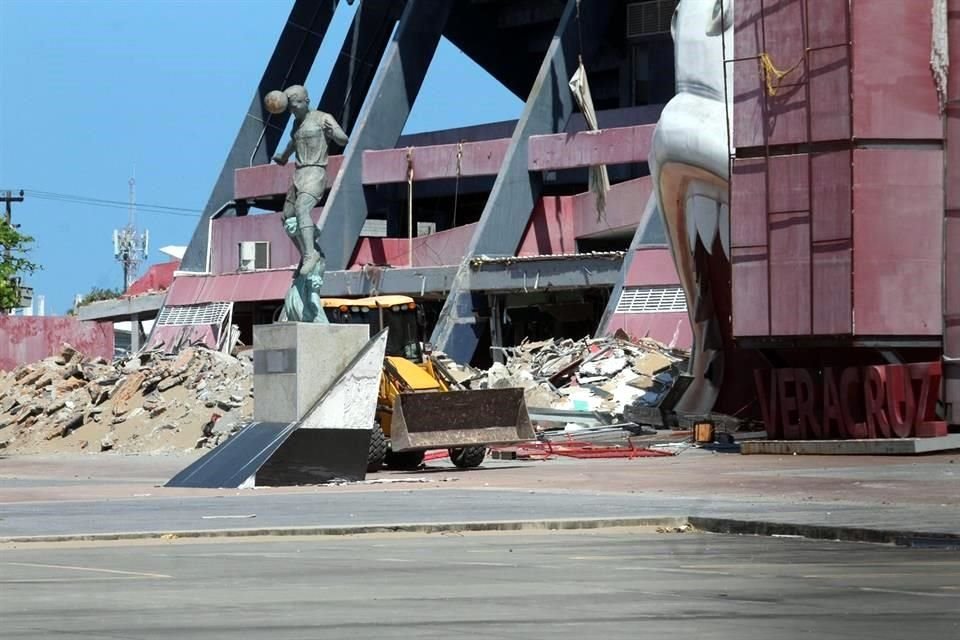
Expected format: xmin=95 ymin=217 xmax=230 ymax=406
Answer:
xmin=2 ymin=530 xmax=958 ymax=639
xmin=6 ymin=486 xmax=960 ymax=540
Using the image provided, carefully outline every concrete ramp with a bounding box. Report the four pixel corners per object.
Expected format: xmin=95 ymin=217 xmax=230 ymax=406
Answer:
xmin=166 ymin=328 xmax=388 ymax=488
xmin=165 ymin=421 xmax=297 ymax=488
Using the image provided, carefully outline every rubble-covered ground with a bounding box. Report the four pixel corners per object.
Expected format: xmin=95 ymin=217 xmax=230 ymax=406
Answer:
xmin=0 ymin=334 xmax=688 ymax=456
xmin=441 ymin=335 xmax=688 ymax=418
xmin=0 ymin=345 xmax=253 ymax=455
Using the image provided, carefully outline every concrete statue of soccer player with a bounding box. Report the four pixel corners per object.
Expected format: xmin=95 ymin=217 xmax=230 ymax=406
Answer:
xmin=264 ymin=85 xmax=348 ymax=322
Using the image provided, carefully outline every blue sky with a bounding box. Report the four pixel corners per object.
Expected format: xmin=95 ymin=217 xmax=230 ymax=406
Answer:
xmin=0 ymin=0 xmax=522 ymax=314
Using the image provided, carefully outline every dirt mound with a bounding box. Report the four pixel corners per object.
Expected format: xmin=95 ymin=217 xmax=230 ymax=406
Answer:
xmin=0 ymin=345 xmax=253 ymax=455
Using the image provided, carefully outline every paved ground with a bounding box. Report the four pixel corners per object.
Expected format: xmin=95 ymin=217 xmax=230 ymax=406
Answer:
xmin=1 ymin=530 xmax=958 ymax=639
xmin=1 ymin=451 xmax=959 ymax=540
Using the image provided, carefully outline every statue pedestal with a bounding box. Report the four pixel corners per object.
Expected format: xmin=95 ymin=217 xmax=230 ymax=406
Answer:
xmin=252 ymin=323 xmax=370 ymax=423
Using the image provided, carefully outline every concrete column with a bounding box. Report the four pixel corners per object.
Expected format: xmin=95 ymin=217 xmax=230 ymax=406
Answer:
xmin=594 ymin=195 xmax=667 ymax=336
xmin=130 ymin=313 xmax=141 ymax=353
xmin=489 ymin=295 xmax=505 ymax=365
xmin=431 ymin=0 xmax=612 ymax=363
xmin=181 ymin=0 xmax=339 ymax=272
xmin=315 ymin=0 xmax=456 ymax=271
xmin=318 ymin=1 xmax=401 ymax=134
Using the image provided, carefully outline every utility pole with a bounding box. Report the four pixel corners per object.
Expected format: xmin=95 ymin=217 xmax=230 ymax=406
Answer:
xmin=0 ymin=190 xmax=26 ymax=312
xmin=1 ymin=190 xmax=24 ymax=262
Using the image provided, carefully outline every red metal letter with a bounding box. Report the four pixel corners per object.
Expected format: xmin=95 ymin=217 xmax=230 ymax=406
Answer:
xmin=885 ymin=365 xmax=916 ymax=438
xmin=910 ymin=362 xmax=948 ymax=438
xmin=840 ymin=367 xmax=868 ymax=439
xmin=754 ymin=369 xmax=781 ymax=439
xmin=795 ymin=369 xmax=821 ymax=439
xmin=864 ymin=366 xmax=890 ymax=439
xmin=822 ymin=368 xmax=844 ymax=439
xmin=778 ymin=369 xmax=801 ymax=439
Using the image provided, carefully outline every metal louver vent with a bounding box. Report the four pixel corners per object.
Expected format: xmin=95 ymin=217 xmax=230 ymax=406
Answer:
xmin=615 ymin=286 xmax=687 ymax=314
xmin=157 ymin=302 xmax=232 ymax=327
xmin=626 ymin=0 xmax=679 ymax=38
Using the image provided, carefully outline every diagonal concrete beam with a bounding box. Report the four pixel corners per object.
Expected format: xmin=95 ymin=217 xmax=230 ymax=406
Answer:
xmin=594 ymin=194 xmax=668 ymax=336
xmin=316 ymin=0 xmax=456 ymax=270
xmin=431 ymin=0 xmax=612 ymax=363
xmin=317 ymin=1 xmax=402 ymax=134
xmin=182 ymin=0 xmax=340 ymax=272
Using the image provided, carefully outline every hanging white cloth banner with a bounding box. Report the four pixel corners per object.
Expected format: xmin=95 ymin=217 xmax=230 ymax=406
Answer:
xmin=569 ymin=59 xmax=611 ymax=221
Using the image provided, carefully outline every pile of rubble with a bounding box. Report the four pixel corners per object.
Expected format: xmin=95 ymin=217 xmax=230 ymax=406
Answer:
xmin=442 ymin=334 xmax=688 ymax=421
xmin=0 ymin=344 xmax=253 ymax=455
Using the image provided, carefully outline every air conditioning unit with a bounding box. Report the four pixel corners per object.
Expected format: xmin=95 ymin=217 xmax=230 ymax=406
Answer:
xmin=238 ymin=241 xmax=270 ymax=271
xmin=626 ymin=0 xmax=678 ymax=39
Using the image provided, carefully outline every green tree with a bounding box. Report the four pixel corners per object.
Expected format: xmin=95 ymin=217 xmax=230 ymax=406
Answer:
xmin=0 ymin=219 xmax=39 ymax=311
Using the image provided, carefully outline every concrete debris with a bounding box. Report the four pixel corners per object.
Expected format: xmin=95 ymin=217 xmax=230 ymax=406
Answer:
xmin=0 ymin=343 xmax=254 ymax=454
xmin=438 ymin=336 xmax=687 ymax=428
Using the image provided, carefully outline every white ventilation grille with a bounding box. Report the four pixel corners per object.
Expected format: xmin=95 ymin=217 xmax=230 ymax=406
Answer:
xmin=157 ymin=302 xmax=232 ymax=327
xmin=626 ymin=0 xmax=679 ymax=38
xmin=616 ymin=286 xmax=687 ymax=314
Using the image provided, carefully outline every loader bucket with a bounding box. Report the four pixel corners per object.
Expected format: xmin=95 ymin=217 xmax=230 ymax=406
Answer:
xmin=389 ymin=388 xmax=535 ymax=452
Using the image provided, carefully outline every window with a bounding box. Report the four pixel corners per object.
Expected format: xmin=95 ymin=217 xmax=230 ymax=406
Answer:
xmin=238 ymin=241 xmax=270 ymax=271
xmin=615 ymin=286 xmax=687 ymax=314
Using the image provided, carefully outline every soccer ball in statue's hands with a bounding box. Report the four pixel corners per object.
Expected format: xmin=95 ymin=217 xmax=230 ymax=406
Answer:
xmin=264 ymin=90 xmax=288 ymax=114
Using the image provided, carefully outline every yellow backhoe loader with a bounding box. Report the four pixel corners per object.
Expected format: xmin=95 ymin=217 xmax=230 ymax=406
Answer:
xmin=321 ymin=295 xmax=534 ymax=471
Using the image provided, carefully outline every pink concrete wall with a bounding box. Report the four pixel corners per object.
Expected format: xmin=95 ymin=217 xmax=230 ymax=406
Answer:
xmin=623 ymin=247 xmax=682 ymax=287
xmin=215 ymin=178 xmax=649 ymax=273
xmin=946 ymin=0 xmax=960 ymax=370
xmin=733 ymin=0 xmax=849 ymax=148
xmin=516 ymin=178 xmax=653 ymax=257
xmin=528 ymin=126 xmax=654 ymax=171
xmin=573 ymin=177 xmax=652 ymax=239
xmin=235 ymin=156 xmax=343 ymax=200
xmin=362 ymin=140 xmax=509 ymax=184
xmin=605 ymin=247 xmax=691 ymax=348
xmin=811 ymin=151 xmax=853 ymax=335
xmin=0 ymin=317 xmax=114 ymax=371
xmin=516 ymin=197 xmax=578 ymax=256
xmin=605 ymin=312 xmax=690 ymax=349
xmin=851 ymin=0 xmax=942 ymax=140
xmin=731 ymin=152 xmax=856 ymax=338
xmin=211 ymin=210 xmax=312 ymax=274
xmin=734 ymin=1 xmax=944 ymax=146
xmin=852 ymin=149 xmax=943 ymax=336
xmin=731 ymin=245 xmax=770 ymax=337
xmin=350 ymin=223 xmax=478 ymax=268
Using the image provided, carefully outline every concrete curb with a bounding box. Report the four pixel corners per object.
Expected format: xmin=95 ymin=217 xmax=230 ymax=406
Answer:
xmin=0 ymin=516 xmax=688 ymax=544
xmin=3 ymin=515 xmax=957 ymax=547
xmin=688 ymin=517 xmax=960 ymax=548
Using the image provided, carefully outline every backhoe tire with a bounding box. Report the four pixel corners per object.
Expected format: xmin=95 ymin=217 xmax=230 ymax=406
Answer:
xmin=449 ymin=446 xmax=486 ymax=469
xmin=367 ymin=422 xmax=387 ymax=473
xmin=385 ymin=449 xmax=425 ymax=470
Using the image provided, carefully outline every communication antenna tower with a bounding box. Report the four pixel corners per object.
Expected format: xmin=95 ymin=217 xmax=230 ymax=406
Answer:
xmin=113 ymin=175 xmax=149 ymax=291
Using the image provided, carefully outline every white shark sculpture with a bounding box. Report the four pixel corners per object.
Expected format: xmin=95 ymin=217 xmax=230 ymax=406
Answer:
xmin=651 ymin=0 xmax=735 ymax=413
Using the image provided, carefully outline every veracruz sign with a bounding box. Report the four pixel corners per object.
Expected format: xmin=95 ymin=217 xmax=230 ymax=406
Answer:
xmin=754 ymin=362 xmax=946 ymax=440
